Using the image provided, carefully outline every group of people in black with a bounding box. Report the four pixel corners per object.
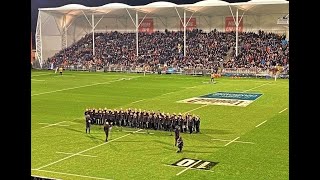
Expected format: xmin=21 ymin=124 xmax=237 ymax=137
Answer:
xmin=84 ymin=108 xmax=201 ymax=134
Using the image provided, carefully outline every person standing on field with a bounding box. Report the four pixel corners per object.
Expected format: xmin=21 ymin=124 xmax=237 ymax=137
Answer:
xmin=104 ymin=122 xmax=110 ymax=142
xmin=85 ymin=114 xmax=91 ymax=134
xmin=176 ymin=136 xmax=184 ymax=153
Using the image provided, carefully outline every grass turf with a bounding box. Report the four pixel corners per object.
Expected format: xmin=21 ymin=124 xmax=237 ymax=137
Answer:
xmin=31 ymin=70 xmax=288 ymax=180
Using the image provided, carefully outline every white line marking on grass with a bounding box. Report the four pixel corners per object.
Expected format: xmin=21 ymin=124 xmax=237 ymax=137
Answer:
xmin=41 ymin=121 xmax=67 ymax=128
xmin=176 ymin=160 xmax=202 ymax=176
xmin=135 ymin=131 xmax=154 ymax=134
xmin=163 ymin=164 xmax=215 ymax=173
xmin=184 ymin=104 xmax=209 ymax=114
xmin=211 ymin=138 xmax=255 ymax=144
xmin=31 ymin=78 xmax=131 ymax=97
xmin=130 ymin=99 xmax=144 ymax=104
xmin=242 ymin=82 xmax=272 ymax=92
xmin=162 ymin=92 xmax=175 ymax=96
xmin=32 ymin=169 xmax=113 ymax=180
xmin=224 ymin=137 xmax=240 ymax=146
xmin=185 ymin=85 xmax=199 ymax=89
xmin=31 ymin=174 xmax=62 ymax=180
xmin=279 ymin=108 xmax=288 ymax=113
xmin=56 ymin=151 xmax=97 ymax=158
xmin=34 ymin=129 xmax=143 ymax=170
xmin=67 ymin=121 xmax=78 ymax=124
xmin=31 ymin=79 xmax=45 ymax=81
xmin=255 ymin=120 xmax=267 ymax=127
xmin=122 ymin=130 xmax=153 ymax=134
xmin=31 ymin=73 xmax=52 ymax=77
xmin=54 ymin=75 xmax=76 ymax=77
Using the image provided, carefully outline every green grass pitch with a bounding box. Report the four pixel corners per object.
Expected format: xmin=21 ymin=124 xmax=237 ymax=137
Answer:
xmin=31 ymin=70 xmax=288 ymax=180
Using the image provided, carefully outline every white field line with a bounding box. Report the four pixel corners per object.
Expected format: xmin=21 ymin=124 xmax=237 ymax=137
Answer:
xmin=224 ymin=137 xmax=240 ymax=147
xmin=31 ymin=79 xmax=45 ymax=81
xmin=176 ymin=160 xmax=202 ymax=176
xmin=31 ymin=78 xmax=135 ymax=97
xmin=32 ymin=169 xmax=113 ymax=180
xmin=31 ymin=73 xmax=53 ymax=77
xmin=184 ymin=104 xmax=209 ymax=114
xmin=54 ymin=75 xmax=76 ymax=77
xmin=31 ymin=174 xmax=62 ymax=180
xmin=255 ymin=120 xmax=267 ymax=127
xmin=162 ymin=91 xmax=177 ymax=96
xmin=122 ymin=130 xmax=154 ymax=134
xmin=211 ymin=138 xmax=255 ymax=144
xmin=279 ymin=108 xmax=288 ymax=113
xmin=127 ymin=84 xmax=204 ymax=105
xmin=56 ymin=151 xmax=97 ymax=158
xmin=34 ymin=129 xmax=143 ymax=170
xmin=130 ymin=99 xmax=144 ymax=104
xmin=41 ymin=121 xmax=67 ymax=128
xmin=67 ymin=121 xmax=78 ymax=124
xmin=242 ymin=82 xmax=272 ymax=92
xmin=163 ymin=164 xmax=215 ymax=173
xmin=185 ymin=85 xmax=199 ymax=89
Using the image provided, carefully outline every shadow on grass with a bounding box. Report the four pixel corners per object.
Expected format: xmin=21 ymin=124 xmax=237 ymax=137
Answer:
xmin=153 ymin=139 xmax=175 ymax=147
xmin=184 ymin=145 xmax=222 ymax=149
xmin=182 ymin=150 xmax=216 ymax=154
xmin=200 ymin=129 xmax=232 ymax=135
xmin=86 ymin=134 xmax=105 ymax=143
xmin=64 ymin=127 xmax=84 ymax=134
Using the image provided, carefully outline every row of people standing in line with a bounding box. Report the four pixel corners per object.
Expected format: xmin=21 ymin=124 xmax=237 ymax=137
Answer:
xmin=84 ymin=108 xmax=201 ymax=133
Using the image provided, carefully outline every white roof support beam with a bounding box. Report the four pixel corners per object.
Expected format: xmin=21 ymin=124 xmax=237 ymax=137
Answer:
xmin=136 ymin=11 xmax=138 ymax=57
xmin=228 ymin=6 xmax=246 ymax=56
xmin=174 ymin=7 xmax=184 ymax=27
xmin=92 ymin=14 xmax=95 ymax=56
xmin=184 ymin=10 xmax=186 ymax=58
xmin=36 ymin=11 xmax=43 ymax=68
xmin=126 ymin=8 xmax=137 ymax=27
xmin=81 ymin=10 xmax=92 ymax=27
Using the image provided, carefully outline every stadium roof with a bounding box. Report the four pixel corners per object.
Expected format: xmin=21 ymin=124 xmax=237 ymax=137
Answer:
xmin=39 ymin=0 xmax=289 ymax=18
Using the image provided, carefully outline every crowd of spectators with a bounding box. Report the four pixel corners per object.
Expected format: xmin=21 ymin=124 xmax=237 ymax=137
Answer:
xmin=46 ymin=29 xmax=288 ymax=72
xmin=223 ymin=30 xmax=289 ymax=70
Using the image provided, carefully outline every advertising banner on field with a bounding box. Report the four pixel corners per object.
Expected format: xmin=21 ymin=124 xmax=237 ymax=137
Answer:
xmin=180 ymin=17 xmax=197 ymax=31
xmin=139 ymin=18 xmax=154 ymax=33
xmin=177 ymin=92 xmax=262 ymax=107
xmin=225 ymin=17 xmax=243 ymax=32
